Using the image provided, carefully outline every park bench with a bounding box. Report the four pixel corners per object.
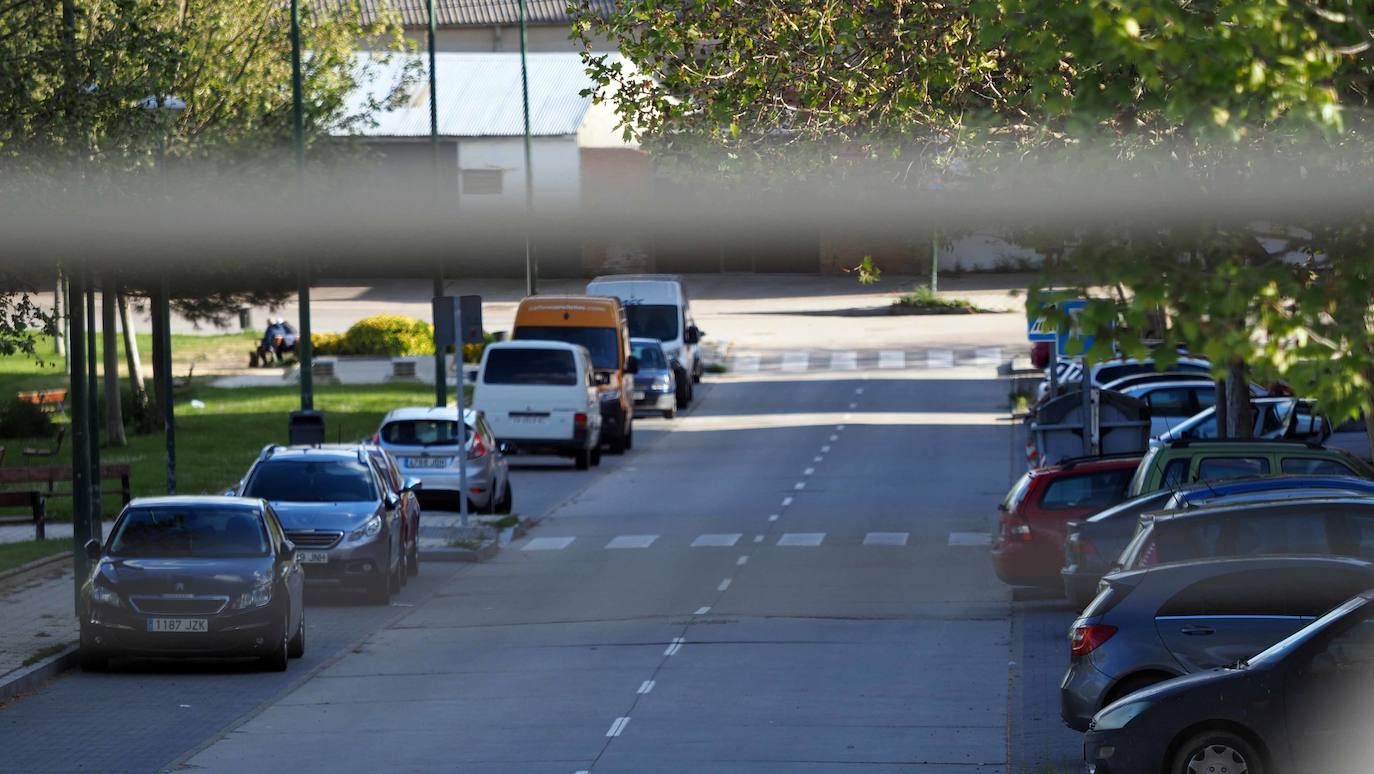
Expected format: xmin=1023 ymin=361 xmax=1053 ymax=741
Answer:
xmin=0 ymin=463 xmax=132 ymax=540
xmin=0 ymin=491 xmax=47 ymax=540
xmin=16 ymin=389 xmax=67 ymax=414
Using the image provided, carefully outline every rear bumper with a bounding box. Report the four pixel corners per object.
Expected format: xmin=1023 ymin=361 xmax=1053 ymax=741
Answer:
xmin=499 ymin=438 xmax=588 ymax=457
xmin=83 ymin=604 xmax=284 ymax=658
xmin=991 ymin=539 xmax=1063 ymax=588
xmin=635 ymin=389 xmax=675 ymax=412
xmin=1061 ymin=660 xmax=1113 ymax=732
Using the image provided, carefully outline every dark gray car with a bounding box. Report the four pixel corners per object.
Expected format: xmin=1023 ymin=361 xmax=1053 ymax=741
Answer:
xmin=1060 ymin=554 xmax=1374 ymax=731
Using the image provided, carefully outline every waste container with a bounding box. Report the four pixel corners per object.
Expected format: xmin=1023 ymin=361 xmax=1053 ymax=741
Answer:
xmin=238 ymin=308 xmax=252 ymax=330
xmin=288 ymin=410 xmax=325 ymax=446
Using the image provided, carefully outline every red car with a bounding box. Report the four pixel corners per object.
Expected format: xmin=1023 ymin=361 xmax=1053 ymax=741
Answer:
xmin=365 ymin=445 xmax=422 ymax=579
xmin=991 ymin=455 xmax=1140 ymax=588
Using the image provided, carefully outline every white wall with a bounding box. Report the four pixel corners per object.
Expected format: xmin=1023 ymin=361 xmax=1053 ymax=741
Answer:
xmin=946 ymin=232 xmax=1044 ymax=271
xmin=399 ymin=26 xmax=612 ymax=53
xmin=455 ymin=136 xmax=581 ymax=212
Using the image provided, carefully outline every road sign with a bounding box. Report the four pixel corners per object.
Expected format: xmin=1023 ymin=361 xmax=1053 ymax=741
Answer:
xmin=1056 ymin=299 xmax=1100 ymax=357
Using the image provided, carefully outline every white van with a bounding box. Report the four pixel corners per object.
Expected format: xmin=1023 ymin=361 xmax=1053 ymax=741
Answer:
xmin=586 ymin=274 xmax=703 ymax=408
xmin=474 ymin=341 xmax=603 ymax=470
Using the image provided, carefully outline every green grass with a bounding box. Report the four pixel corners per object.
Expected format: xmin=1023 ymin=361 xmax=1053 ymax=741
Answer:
xmin=3 ymin=333 xmax=261 ymax=393
xmin=21 ymin=643 xmax=70 ymax=667
xmin=0 ymin=539 xmax=69 ymax=574
xmin=892 ymin=285 xmax=987 ymax=314
xmin=704 ymin=363 xmax=729 ymax=374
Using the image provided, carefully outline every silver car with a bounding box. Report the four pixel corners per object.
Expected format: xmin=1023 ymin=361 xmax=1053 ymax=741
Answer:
xmin=375 ymin=407 xmax=512 ymax=514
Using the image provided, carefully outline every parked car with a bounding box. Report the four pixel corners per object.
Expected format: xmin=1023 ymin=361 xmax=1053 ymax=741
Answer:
xmin=511 ymin=294 xmax=638 ymax=453
xmin=1116 ymin=496 xmax=1374 ymax=574
xmin=1062 ymin=474 xmax=1374 ymax=607
xmin=473 ymin=340 xmax=603 ymax=470
xmin=629 ymin=338 xmax=678 ymax=418
xmin=362 ymin=444 xmax=423 ymax=578
xmin=78 ymin=496 xmax=306 ymax=672
xmin=1060 ymin=555 xmax=1374 ymax=731
xmin=1082 ymin=589 xmax=1374 ymax=774
xmin=1153 ymin=396 xmax=1326 ymax=447
xmin=374 ymin=407 xmax=511 ymax=515
xmin=587 ymin=274 xmax=704 ymax=407
xmin=1325 ymin=412 xmax=1374 ymax=461
xmin=232 ymin=445 xmax=406 ymax=605
xmin=1115 ymin=380 xmax=1223 ymax=436
xmin=1100 ymin=371 xmax=1238 ymax=393
xmin=991 ymin=455 xmax=1140 ymax=587
xmin=1126 ymin=439 xmax=1374 ymax=497
xmin=1036 ymin=357 xmax=1211 ymax=405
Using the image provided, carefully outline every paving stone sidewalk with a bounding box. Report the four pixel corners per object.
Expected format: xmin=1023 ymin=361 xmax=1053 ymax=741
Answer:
xmin=0 ymin=561 xmax=76 ymax=682
xmin=0 ymin=521 xmax=115 ymax=546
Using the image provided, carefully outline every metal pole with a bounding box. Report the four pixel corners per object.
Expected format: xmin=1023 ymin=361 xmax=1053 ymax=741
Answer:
xmin=289 ymin=0 xmax=305 ymax=184
xmin=298 ymin=267 xmax=314 ymax=411
xmin=434 ymin=274 xmax=447 ymax=408
xmin=158 ymin=278 xmax=176 ymax=494
xmin=519 ymin=0 xmax=536 ymax=296
xmin=427 ymin=0 xmax=439 ymax=179
xmin=69 ymin=267 xmax=91 ymax=613
xmin=456 ymin=299 xmax=469 ymax=528
xmin=85 ymin=282 xmax=101 ymax=528
xmin=930 ymin=230 xmax=940 ymax=292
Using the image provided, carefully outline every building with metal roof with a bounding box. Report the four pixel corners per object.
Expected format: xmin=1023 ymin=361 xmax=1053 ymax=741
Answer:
xmin=322 ymin=0 xmax=618 ymax=53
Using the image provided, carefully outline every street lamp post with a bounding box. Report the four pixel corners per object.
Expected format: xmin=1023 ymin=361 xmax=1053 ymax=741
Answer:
xmin=519 ymin=0 xmax=536 ymax=296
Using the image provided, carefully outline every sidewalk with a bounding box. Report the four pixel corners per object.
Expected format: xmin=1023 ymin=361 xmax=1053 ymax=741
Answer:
xmin=0 ymin=522 xmax=115 ymax=546
xmin=0 ymin=560 xmax=76 ymax=683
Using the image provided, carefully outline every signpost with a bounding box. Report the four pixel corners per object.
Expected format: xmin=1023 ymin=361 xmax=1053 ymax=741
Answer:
xmin=433 ymin=295 xmax=483 ymax=527
xmin=1028 ymin=299 xmax=1099 ymax=399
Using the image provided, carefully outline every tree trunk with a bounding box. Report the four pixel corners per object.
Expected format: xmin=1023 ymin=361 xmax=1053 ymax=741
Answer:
xmin=149 ymin=290 xmax=165 ymax=430
xmin=54 ymin=269 xmax=65 ymax=357
xmin=1215 ymin=379 xmax=1228 ymax=439
xmin=118 ymin=292 xmax=147 ymax=408
xmin=101 ymin=280 xmax=127 ymax=446
xmin=1225 ymin=360 xmax=1252 ymax=439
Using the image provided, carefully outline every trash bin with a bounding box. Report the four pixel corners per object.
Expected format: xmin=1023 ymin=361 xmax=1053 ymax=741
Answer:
xmin=288 ymin=410 xmax=325 ymax=446
xmin=238 ymin=308 xmax=252 ymax=330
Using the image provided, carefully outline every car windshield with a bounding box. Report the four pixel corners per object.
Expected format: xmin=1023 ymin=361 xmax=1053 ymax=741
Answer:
xmin=381 ymin=419 xmax=467 ymax=446
xmin=109 ymin=507 xmax=270 ymax=557
xmin=484 ymin=348 xmax=578 ymax=385
xmin=624 ymin=304 xmax=679 ymax=341
xmin=243 ymin=459 xmax=377 ymax=502
xmin=631 ymin=342 xmax=668 ymax=369
xmin=513 ymin=326 xmax=619 ymax=371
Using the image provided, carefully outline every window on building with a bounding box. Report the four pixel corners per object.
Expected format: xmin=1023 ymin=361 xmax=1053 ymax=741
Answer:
xmin=462 ymin=169 xmax=503 ymax=195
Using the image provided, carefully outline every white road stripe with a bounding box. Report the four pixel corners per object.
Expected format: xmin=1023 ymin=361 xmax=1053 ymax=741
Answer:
xmin=804 ymin=467 xmax=814 ymax=476
xmin=794 ymin=481 xmax=806 ymax=490
xmin=606 ymin=717 xmax=631 ymax=737
xmin=781 ymin=352 xmax=809 ymax=372
xmin=606 ymin=534 xmax=658 ymax=549
xmin=523 ymin=537 xmax=575 ymax=551
xmin=718 ymin=578 xmax=732 ymax=591
xmin=879 ymin=350 xmax=905 ymax=368
xmin=928 ymin=349 xmax=955 ymax=368
xmin=638 ymin=680 xmax=656 ymax=695
xmin=830 ymin=351 xmax=857 ymax=370
xmin=822 ymin=445 xmax=831 ymax=452
xmin=837 ymin=424 xmax=846 ymax=430
xmin=737 ymin=555 xmax=749 ymax=566
xmin=691 ymin=533 xmax=742 ymax=547
xmin=733 ymin=353 xmax=761 ymax=373
xmin=975 ymin=347 xmax=1002 ymax=366
xmin=829 ymin=435 xmax=838 ymax=442
xmin=778 ymin=533 xmax=825 ymax=547
xmin=813 ymin=456 xmax=823 ymax=463
xmin=848 ymin=402 xmax=858 ymax=409
xmin=753 ymin=535 xmax=764 ymax=543
xmin=664 ymin=637 xmax=684 ymax=656
xmin=864 ymin=532 xmax=910 ymax=546
xmin=782 ymin=496 xmax=793 ymax=507
xmin=949 ymin=532 xmax=993 ymax=547
xmin=768 ymin=514 xmax=779 ymax=522
xmin=855 ymin=387 xmax=865 ymax=394
xmin=694 ymin=606 xmax=711 ymax=615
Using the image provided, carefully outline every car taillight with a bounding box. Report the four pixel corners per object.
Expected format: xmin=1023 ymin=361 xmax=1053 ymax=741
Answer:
xmin=1002 ymin=513 xmax=1032 ymax=542
xmin=574 ymin=413 xmax=587 ymax=426
xmin=1070 ymin=624 xmax=1117 ymax=658
xmin=1138 ymin=540 xmax=1158 ymax=568
xmin=467 ymin=433 xmax=487 ymax=460
xmin=371 ymin=432 xmax=380 ymax=444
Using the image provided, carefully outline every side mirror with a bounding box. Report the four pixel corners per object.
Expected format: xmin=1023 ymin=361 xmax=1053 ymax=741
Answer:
xmin=384 ymin=492 xmax=400 ymax=510
xmin=84 ymin=539 xmax=102 ymax=561
xmin=626 ymin=355 xmax=640 ymax=375
xmin=280 ymin=541 xmax=296 ymax=560
xmin=685 ymin=326 xmax=702 ymax=344
xmin=402 ymin=476 xmax=423 ymax=492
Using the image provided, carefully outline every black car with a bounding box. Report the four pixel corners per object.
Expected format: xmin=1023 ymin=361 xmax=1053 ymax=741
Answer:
xmin=1084 ymin=590 xmax=1374 ymax=774
xmin=79 ymin=496 xmax=305 ymax=672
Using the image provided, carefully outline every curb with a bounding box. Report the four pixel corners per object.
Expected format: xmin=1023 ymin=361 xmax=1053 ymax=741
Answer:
xmin=419 ymin=539 xmax=499 ymax=563
xmin=0 ymin=643 xmax=79 ymax=705
xmin=0 ymin=551 xmax=73 ymax=585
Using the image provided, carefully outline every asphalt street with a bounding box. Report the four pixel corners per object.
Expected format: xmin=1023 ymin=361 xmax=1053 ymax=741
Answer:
xmin=0 ymin=309 xmax=1061 ymax=773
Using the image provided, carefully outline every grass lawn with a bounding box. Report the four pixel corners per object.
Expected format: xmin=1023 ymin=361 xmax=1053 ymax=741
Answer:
xmin=0 ymin=539 xmax=69 ymax=574
xmin=2 ymin=333 xmax=261 ymax=393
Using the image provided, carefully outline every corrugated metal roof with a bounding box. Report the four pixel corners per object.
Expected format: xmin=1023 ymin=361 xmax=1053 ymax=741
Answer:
xmin=323 ymin=0 xmax=616 ymax=28
xmin=342 ymin=52 xmax=608 ymax=138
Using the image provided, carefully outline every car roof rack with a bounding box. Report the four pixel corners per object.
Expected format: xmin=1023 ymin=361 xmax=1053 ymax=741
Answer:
xmin=1166 ymin=437 xmax=1324 ymax=449
xmin=256 ymin=444 xmax=284 ymax=462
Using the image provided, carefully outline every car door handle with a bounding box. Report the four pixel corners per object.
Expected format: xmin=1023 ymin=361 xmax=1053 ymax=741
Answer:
xmin=1180 ymin=625 xmax=1215 ymax=636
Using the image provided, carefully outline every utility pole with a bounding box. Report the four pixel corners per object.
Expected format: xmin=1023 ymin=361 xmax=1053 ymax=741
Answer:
xmin=289 ymin=0 xmax=313 ymax=412
xmin=429 ymin=0 xmax=446 ymax=408
xmin=85 ymin=280 xmax=101 ymax=525
xmin=156 ymin=278 xmax=176 ymax=494
xmin=69 ymin=267 xmax=92 ymax=613
xmin=519 ymin=0 xmax=537 ymax=296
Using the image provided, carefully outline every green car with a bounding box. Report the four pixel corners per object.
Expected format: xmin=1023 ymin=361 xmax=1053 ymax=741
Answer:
xmin=1128 ymin=439 xmax=1374 ymax=497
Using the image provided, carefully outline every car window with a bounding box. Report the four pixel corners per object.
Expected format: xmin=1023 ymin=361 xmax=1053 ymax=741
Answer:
xmin=1039 ymin=469 xmax=1132 ymax=510
xmin=1158 ymin=568 xmax=1370 ymax=618
xmin=1156 ymin=513 xmax=1338 ymax=563
xmin=382 ymin=419 xmax=462 ymax=446
xmin=1195 ymin=389 xmax=1216 ymax=410
xmin=484 ymin=348 xmax=579 ymax=385
xmin=1196 ymin=456 xmax=1270 ymax=481
xmin=1145 ymin=388 xmax=1195 ymax=415
xmin=623 ymin=305 xmax=680 ymax=341
xmin=631 ymin=341 xmax=668 ymax=369
xmin=243 ymin=459 xmax=378 ymax=503
xmin=1161 ymin=459 xmax=1189 ymax=489
xmin=512 ymin=326 xmax=619 ymax=371
xmin=109 ymin=507 xmax=269 ymax=558
xmin=1282 ymin=458 xmax=1357 ymax=476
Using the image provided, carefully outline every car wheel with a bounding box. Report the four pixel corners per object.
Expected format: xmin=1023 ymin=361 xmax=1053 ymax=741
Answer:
xmin=288 ymin=609 xmax=305 ymax=659
xmin=574 ymin=447 xmax=591 ymax=470
xmin=407 ymin=539 xmax=420 ymax=577
xmin=497 ymin=481 xmax=512 ymax=514
xmin=79 ymin=647 xmax=108 ymax=673
xmin=624 ymin=424 xmax=633 ymax=450
xmin=1171 ymin=729 xmax=1264 ymax=774
xmin=259 ymin=608 xmax=290 ymax=672
xmin=591 ymin=444 xmax=602 ymax=466
xmin=663 ymin=405 xmax=676 ymax=419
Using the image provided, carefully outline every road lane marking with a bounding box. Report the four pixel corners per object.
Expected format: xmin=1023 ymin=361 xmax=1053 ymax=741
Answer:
xmin=753 ymin=535 xmax=764 ymax=543
xmin=830 ymin=351 xmax=857 ymax=370
xmin=606 ymin=535 xmax=658 ymax=549
xmin=778 ymin=533 xmax=825 ymax=547
xmin=864 ymin=532 xmax=910 ymax=546
xmin=638 ymin=680 xmax=656 ymax=694
xmin=691 ymin=533 xmax=742 ymax=547
xmin=794 ymin=481 xmax=806 ymax=490
xmin=733 ymin=354 xmax=760 ymax=373
xmin=848 ymin=402 xmax=858 ymax=409
xmin=837 ymin=424 xmax=846 ymax=430
xmin=822 ymin=445 xmax=831 ymax=452
xmin=694 ymin=606 xmax=711 ymax=615
xmin=782 ymin=496 xmax=793 ymax=507
xmin=804 ymin=467 xmax=814 ymax=476
xmin=879 ymin=350 xmax=905 ymax=368
xmin=664 ymin=637 xmax=684 ymax=656
xmin=737 ymin=555 xmax=749 ymax=566
xmin=523 ymin=537 xmax=575 ymax=551
xmin=855 ymin=387 xmax=865 ymax=394
xmin=606 ymin=717 xmax=631 ymax=737
xmin=781 ymin=352 xmax=809 ymax=372
xmin=717 ymin=578 xmax=732 ymax=591
xmin=928 ymin=349 xmax=955 ymax=368
xmin=768 ymin=514 xmax=779 ymax=522
xmin=975 ymin=347 xmax=1002 ymax=366
xmin=813 ymin=456 xmax=822 ymax=462
xmin=949 ymin=532 xmax=993 ymax=546
xmin=829 ymin=435 xmax=838 ymax=442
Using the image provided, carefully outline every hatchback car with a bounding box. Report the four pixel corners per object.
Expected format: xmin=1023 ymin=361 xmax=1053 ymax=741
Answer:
xmin=630 ymin=337 xmax=677 ymax=418
xmin=374 ymin=407 xmax=511 ymax=514
xmin=79 ymin=496 xmax=305 ymax=672
xmin=1083 ymin=590 xmax=1374 ymax=774
xmin=991 ymin=455 xmax=1140 ymax=587
xmin=233 ymin=445 xmax=406 ymax=604
xmin=1060 ymin=554 xmax=1374 ymax=731
xmin=363 ymin=444 xmax=422 ymax=578
xmin=1126 ymin=439 xmax=1374 ymax=497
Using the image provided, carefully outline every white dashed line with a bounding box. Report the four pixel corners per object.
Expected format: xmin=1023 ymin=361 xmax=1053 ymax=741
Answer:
xmin=781 ymin=352 xmax=809 ymax=372
xmin=829 ymin=435 xmax=838 ymax=442
xmin=879 ymin=350 xmax=905 ymax=368
xmin=803 ymin=467 xmax=814 ymax=476
xmin=753 ymin=535 xmax=764 ymax=543
xmin=813 ymin=456 xmax=823 ymax=463
xmin=855 ymin=387 xmax=865 ymax=395
xmin=664 ymin=637 xmax=684 ymax=656
xmin=717 ymin=578 xmax=732 ymax=591
xmin=606 ymin=717 xmax=631 ymax=737
xmin=949 ymin=532 xmax=994 ymax=547
xmin=782 ymin=496 xmax=793 ymax=507
xmin=976 ymin=347 xmax=1003 ymax=366
xmin=522 ymin=537 xmax=575 ymax=551
xmin=606 ymin=534 xmax=658 ymax=549
xmin=778 ymin=533 xmax=825 ymax=547
xmin=694 ymin=606 xmax=711 ymax=615
xmin=864 ymin=532 xmax=910 ymax=546
xmin=691 ymin=533 xmax=742 ymax=547
xmin=837 ymin=424 xmax=846 ymax=430
xmin=638 ymin=680 xmax=656 ymax=695
xmin=794 ymin=481 xmax=806 ymax=490
xmin=822 ymin=445 xmax=831 ymax=453
xmin=928 ymin=349 xmax=955 ymax=368
xmin=848 ymin=402 xmax=858 ymax=409
xmin=737 ymin=555 xmax=749 ymax=566
xmin=768 ymin=514 xmax=779 ymax=522
xmin=830 ymin=351 xmax=857 ymax=370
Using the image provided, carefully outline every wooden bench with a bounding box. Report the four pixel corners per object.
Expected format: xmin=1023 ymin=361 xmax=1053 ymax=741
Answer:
xmin=0 ymin=463 xmax=132 ymax=506
xmin=0 ymin=491 xmax=47 ymax=540
xmin=16 ymin=389 xmax=68 ymax=414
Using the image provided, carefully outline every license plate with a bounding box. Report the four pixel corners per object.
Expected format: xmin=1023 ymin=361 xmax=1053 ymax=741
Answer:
xmin=405 ymin=457 xmax=451 ymax=468
xmin=147 ymin=618 xmax=208 ymax=633
xmin=509 ymin=415 xmax=548 ymax=424
xmin=633 ymin=392 xmax=646 ymax=401
xmin=298 ymin=551 xmax=329 ymax=564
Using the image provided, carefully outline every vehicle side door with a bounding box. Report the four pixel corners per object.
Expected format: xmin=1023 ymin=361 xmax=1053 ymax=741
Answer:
xmin=1283 ymin=609 xmax=1374 ymax=774
xmin=264 ymin=504 xmax=303 ymax=627
xmin=1154 ymin=568 xmax=1316 ymax=672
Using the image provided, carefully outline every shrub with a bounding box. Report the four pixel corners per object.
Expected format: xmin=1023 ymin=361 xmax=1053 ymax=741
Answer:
xmin=461 ymin=331 xmax=497 ymax=364
xmin=311 ymin=332 xmax=346 ymax=356
xmin=341 ymin=315 xmax=435 ymax=357
xmin=0 ymin=398 xmax=53 ymax=439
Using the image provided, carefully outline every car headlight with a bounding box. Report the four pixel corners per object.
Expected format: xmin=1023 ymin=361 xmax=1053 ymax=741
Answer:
xmin=90 ymin=584 xmax=121 ymax=608
xmin=236 ymin=579 xmax=274 ymax=610
xmin=652 ymin=376 xmax=671 ymax=390
xmin=600 ymin=389 xmax=621 ymax=402
xmin=350 ymin=514 xmax=383 ymax=541
xmin=1091 ymin=700 xmax=1152 ymax=731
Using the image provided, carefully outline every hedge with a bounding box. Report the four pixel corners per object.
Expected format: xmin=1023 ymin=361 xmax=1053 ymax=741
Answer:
xmin=311 ymin=315 xmax=494 ymax=362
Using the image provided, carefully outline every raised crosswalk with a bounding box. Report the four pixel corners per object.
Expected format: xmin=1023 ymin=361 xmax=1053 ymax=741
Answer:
xmin=728 ymin=348 xmax=1002 ymax=374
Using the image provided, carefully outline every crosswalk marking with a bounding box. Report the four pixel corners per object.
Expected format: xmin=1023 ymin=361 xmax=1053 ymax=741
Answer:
xmin=879 ymin=350 xmax=905 ymax=369
xmin=733 ymin=353 xmax=760 ymax=373
xmin=830 ymin=351 xmax=857 ymax=370
xmin=864 ymin=532 xmax=910 ymax=546
xmin=777 ymin=533 xmax=825 ymax=547
xmin=691 ymin=533 xmax=742 ymax=547
xmin=975 ymin=347 xmax=1002 ymax=366
xmin=948 ymin=532 xmax=993 ymax=547
xmin=927 ymin=349 xmax=955 ymax=368
xmin=522 ymin=537 xmax=575 ymax=551
xmin=606 ymin=535 xmax=658 ymax=549
xmin=781 ymin=352 xmax=809 ymax=372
